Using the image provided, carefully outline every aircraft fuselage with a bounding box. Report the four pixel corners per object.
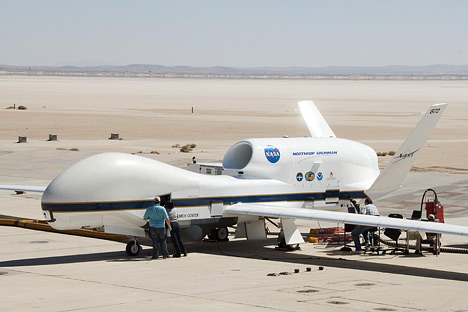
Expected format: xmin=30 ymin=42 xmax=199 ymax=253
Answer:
xmin=41 ymin=137 xmax=379 ymax=239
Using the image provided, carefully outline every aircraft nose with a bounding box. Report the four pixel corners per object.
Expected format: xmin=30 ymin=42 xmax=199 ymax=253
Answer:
xmin=40 ymin=152 xmax=199 ymax=230
xmin=41 ymin=152 xmax=196 ymax=204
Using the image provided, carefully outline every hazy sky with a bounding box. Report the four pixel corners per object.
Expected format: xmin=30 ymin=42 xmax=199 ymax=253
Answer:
xmin=1 ymin=0 xmax=467 ymax=67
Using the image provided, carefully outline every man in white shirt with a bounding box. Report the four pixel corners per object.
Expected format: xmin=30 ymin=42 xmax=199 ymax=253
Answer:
xmin=351 ymin=198 xmax=379 ymax=252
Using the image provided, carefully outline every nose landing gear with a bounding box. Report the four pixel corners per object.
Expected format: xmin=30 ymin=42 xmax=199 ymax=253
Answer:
xmin=126 ymin=239 xmax=142 ymax=256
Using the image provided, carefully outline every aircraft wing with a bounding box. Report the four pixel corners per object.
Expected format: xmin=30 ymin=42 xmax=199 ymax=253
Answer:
xmin=225 ymin=203 xmax=468 ymax=236
xmin=0 ymin=185 xmax=47 ymax=192
xmin=298 ymin=100 xmax=336 ymax=138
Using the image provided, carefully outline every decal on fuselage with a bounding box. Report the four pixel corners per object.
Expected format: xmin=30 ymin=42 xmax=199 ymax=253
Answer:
xmin=316 ymin=151 xmax=338 ymax=156
xmin=264 ymin=145 xmax=281 ymax=163
xmin=292 ymin=151 xmax=338 ymax=156
xmin=177 ymin=212 xmax=200 ymax=219
xmin=292 ymin=151 xmax=315 ymax=156
xmin=305 ymin=171 xmax=315 ymax=181
xmin=317 ymin=172 xmax=323 ymax=181
xmin=293 ymin=151 xmax=338 ymax=163
xmin=296 ymin=172 xmax=303 ymax=181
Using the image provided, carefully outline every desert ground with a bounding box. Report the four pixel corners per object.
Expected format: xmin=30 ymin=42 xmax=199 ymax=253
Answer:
xmin=1 ymin=76 xmax=468 ymax=311
xmin=0 ymin=76 xmax=467 ymax=172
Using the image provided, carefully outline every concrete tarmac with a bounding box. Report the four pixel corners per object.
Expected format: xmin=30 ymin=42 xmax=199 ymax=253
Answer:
xmin=1 ymin=146 xmax=468 ymax=312
xmin=1 ymin=220 xmax=468 ymax=312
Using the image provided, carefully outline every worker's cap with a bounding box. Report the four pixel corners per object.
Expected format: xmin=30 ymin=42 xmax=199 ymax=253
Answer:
xmin=428 ymin=214 xmax=435 ymax=220
xmin=154 ymin=196 xmax=161 ymax=202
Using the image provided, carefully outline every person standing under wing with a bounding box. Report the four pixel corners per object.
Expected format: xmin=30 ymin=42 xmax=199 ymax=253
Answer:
xmin=166 ymin=201 xmax=187 ymax=257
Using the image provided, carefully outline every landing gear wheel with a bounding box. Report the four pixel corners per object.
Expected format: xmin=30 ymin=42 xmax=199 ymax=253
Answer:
xmin=126 ymin=240 xmax=141 ymax=256
xmin=277 ymin=231 xmax=299 ymax=251
xmin=215 ymin=227 xmax=229 ymax=241
xmin=277 ymin=231 xmax=287 ymax=249
xmin=209 ymin=227 xmax=229 ymax=241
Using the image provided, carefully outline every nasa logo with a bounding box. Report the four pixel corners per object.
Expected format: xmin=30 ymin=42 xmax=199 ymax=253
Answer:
xmin=296 ymin=172 xmax=303 ymax=182
xmin=305 ymin=171 xmax=315 ymax=181
xmin=317 ymin=172 xmax=323 ymax=181
xmin=264 ymin=145 xmax=280 ymax=163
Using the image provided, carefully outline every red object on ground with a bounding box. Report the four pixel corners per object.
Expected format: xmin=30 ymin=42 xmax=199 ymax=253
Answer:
xmin=426 ymin=201 xmax=444 ymax=223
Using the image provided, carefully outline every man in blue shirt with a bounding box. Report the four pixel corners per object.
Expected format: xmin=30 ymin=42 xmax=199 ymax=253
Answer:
xmin=144 ymin=196 xmax=172 ymax=259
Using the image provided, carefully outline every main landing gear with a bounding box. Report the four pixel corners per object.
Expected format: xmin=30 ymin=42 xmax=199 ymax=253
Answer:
xmin=277 ymin=231 xmax=300 ymax=251
xmin=126 ymin=239 xmax=142 ymax=256
xmin=208 ymin=227 xmax=229 ymax=241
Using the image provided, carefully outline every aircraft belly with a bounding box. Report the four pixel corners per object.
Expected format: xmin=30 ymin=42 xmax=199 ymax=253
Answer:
xmin=49 ymin=210 xmax=147 ymax=231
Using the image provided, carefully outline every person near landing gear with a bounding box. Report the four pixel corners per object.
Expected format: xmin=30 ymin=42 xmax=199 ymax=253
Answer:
xmin=144 ymin=196 xmax=172 ymax=259
xmin=165 ymin=201 xmax=187 ymax=257
xmin=351 ymin=198 xmax=379 ymax=253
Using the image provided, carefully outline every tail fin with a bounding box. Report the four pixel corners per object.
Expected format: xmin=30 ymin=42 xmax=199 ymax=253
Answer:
xmin=367 ymin=103 xmax=447 ymax=198
xmin=298 ymin=100 xmax=336 ymax=138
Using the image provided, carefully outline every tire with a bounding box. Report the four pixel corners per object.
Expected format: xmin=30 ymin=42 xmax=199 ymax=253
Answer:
xmin=215 ymin=227 xmax=229 ymax=241
xmin=126 ymin=241 xmax=141 ymax=256
xmin=277 ymin=232 xmax=287 ymax=249
xmin=277 ymin=231 xmax=299 ymax=251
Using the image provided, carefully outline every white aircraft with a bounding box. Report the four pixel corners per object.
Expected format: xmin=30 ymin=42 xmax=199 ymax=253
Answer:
xmin=2 ymin=101 xmax=467 ymax=256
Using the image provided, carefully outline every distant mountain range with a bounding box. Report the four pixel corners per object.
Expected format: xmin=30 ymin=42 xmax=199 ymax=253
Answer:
xmin=1 ymin=63 xmax=468 ymax=75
